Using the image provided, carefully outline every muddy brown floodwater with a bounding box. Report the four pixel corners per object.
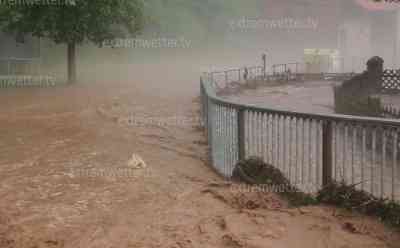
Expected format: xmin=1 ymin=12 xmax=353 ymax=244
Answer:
xmin=0 ymin=59 xmax=399 ymax=248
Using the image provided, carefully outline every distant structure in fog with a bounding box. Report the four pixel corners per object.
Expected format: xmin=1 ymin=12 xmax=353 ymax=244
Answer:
xmin=258 ymin=0 xmax=400 ymax=71
xmin=0 ymin=33 xmax=39 ymax=58
xmin=340 ymin=0 xmax=400 ymax=70
xmin=337 ymin=17 xmax=372 ymax=72
xmin=0 ymin=33 xmax=41 ymax=75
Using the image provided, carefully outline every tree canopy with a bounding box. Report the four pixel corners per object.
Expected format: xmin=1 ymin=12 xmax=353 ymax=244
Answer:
xmin=0 ymin=0 xmax=145 ymax=83
xmin=0 ymin=0 xmax=144 ymax=45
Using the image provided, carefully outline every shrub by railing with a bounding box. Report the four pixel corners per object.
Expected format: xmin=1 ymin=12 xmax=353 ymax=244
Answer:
xmin=200 ymin=64 xmax=400 ymax=202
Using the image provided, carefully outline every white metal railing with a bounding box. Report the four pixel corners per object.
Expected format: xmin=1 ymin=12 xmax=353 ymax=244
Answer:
xmin=201 ymin=63 xmax=400 ymax=202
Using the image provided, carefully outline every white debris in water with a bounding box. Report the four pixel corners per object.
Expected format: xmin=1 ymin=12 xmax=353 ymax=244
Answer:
xmin=127 ymin=153 xmax=147 ymax=169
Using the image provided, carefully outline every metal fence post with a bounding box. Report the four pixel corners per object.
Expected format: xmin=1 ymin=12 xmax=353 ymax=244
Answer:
xmin=208 ymin=98 xmax=213 ymax=164
xmin=322 ymin=120 xmax=333 ymax=186
xmin=238 ymin=109 xmax=245 ymax=161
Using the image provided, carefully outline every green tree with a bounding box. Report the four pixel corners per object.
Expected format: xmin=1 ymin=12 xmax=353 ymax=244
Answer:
xmin=0 ymin=0 xmax=144 ymax=84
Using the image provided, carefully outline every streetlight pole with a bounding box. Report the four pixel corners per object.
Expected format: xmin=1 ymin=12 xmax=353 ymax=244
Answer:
xmin=262 ymin=53 xmax=267 ymax=79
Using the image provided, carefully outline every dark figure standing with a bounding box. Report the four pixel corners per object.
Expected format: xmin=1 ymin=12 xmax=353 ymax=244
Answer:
xmin=244 ymin=67 xmax=249 ymax=81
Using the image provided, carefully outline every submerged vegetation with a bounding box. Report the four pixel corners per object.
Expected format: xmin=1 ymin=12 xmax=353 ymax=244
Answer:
xmin=233 ymin=157 xmax=400 ymax=229
xmin=318 ymin=182 xmax=400 ymax=229
xmin=232 ymin=157 xmax=318 ymax=207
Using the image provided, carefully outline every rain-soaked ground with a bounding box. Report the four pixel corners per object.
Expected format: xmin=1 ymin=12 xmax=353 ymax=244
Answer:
xmin=0 ymin=58 xmax=399 ymax=247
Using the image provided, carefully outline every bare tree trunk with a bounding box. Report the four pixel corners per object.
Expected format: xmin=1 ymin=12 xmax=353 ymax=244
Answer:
xmin=67 ymin=42 xmax=76 ymax=84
